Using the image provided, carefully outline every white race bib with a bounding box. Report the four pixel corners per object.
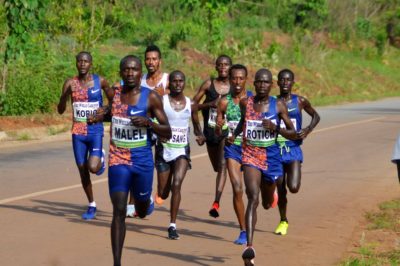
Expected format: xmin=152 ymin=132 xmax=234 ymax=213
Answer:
xmin=208 ymin=108 xmax=217 ymax=128
xmin=163 ymin=126 xmax=189 ymax=148
xmin=73 ymin=102 xmax=99 ymax=122
xmin=245 ymin=119 xmax=277 ymax=147
xmin=111 ymin=116 xmax=147 ymax=148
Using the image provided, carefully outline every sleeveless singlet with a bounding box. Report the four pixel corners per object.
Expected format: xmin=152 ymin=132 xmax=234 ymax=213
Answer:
xmin=226 ymin=90 xmax=253 ymax=146
xmin=242 ymin=96 xmax=279 ymax=170
xmin=277 ymin=94 xmax=303 ymax=147
xmin=71 ymin=74 xmax=103 ymax=135
xmin=109 ymin=84 xmax=153 ymax=166
xmin=140 ymin=73 xmax=168 ymax=94
xmin=161 ymin=95 xmax=191 ymax=162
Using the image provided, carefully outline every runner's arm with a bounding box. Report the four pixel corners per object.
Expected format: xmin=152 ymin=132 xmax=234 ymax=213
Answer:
xmin=145 ymin=91 xmax=172 ymax=139
xmin=191 ymin=100 xmax=206 ymax=146
xmin=298 ymin=96 xmax=320 ymax=139
xmin=273 ymin=99 xmax=297 ymax=140
xmin=232 ymin=98 xmax=247 ymax=140
xmin=57 ymin=79 xmax=72 ymax=114
xmin=192 ymin=79 xmax=212 ymax=110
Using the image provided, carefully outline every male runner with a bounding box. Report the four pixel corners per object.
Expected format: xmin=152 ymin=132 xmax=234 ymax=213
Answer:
xmin=141 ymin=44 xmax=169 ymax=95
xmin=126 ymin=44 xmax=169 ymax=217
xmin=155 ymin=70 xmax=203 ymax=239
xmin=94 ymin=55 xmax=171 ymax=266
xmin=57 ymin=51 xmax=113 ymax=220
xmin=274 ymin=69 xmax=320 ymax=236
xmin=231 ymin=68 xmax=297 ymax=266
xmin=216 ymin=64 xmax=252 ymax=245
xmin=192 ymin=55 xmax=231 ymax=218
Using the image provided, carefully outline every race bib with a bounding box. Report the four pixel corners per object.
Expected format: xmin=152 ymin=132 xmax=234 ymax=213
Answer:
xmin=163 ymin=126 xmax=189 ymax=148
xmin=279 ymin=118 xmax=297 ymax=130
xmin=245 ymin=119 xmax=277 ymax=147
xmin=111 ymin=116 xmax=147 ymax=148
xmin=73 ymin=102 xmax=99 ymax=122
xmin=228 ymin=120 xmax=242 ymax=144
xmin=208 ymin=108 xmax=217 ymax=128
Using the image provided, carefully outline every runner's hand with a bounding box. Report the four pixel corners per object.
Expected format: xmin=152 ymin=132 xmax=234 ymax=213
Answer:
xmin=262 ymin=119 xmax=277 ymax=131
xmin=88 ymin=107 xmax=105 ymax=124
xmin=195 ymin=134 xmax=206 ymax=146
xmin=298 ymin=126 xmax=311 ymax=139
xmin=130 ymin=116 xmax=150 ymax=127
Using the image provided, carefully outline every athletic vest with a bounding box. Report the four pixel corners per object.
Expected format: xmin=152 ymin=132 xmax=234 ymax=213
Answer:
xmin=161 ymin=95 xmax=191 ymax=162
xmin=109 ymin=84 xmax=153 ymax=166
xmin=226 ymin=90 xmax=253 ymax=146
xmin=277 ymin=94 xmax=303 ymax=146
xmin=244 ymin=96 xmax=278 ymax=148
xmin=201 ymin=79 xmax=229 ymax=130
xmin=71 ymin=74 xmax=103 ymax=136
xmin=140 ymin=73 xmax=168 ymax=94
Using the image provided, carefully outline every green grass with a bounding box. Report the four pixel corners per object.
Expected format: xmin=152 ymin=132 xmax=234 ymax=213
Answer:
xmin=47 ymin=125 xmax=69 ymax=136
xmin=340 ymin=199 xmax=400 ymax=266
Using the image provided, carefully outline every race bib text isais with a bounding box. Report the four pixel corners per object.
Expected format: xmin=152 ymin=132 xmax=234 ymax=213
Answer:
xmin=112 ymin=116 xmax=147 ymax=148
xmin=163 ymin=126 xmax=188 ymax=148
xmin=73 ymin=102 xmax=99 ymax=122
xmin=245 ymin=119 xmax=277 ymax=147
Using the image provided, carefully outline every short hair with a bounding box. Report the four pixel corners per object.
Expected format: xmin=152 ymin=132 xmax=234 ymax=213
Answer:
xmin=76 ymin=51 xmax=92 ymax=62
xmin=169 ymin=70 xmax=185 ymax=82
xmin=145 ymin=44 xmax=162 ymax=58
xmin=119 ymin=55 xmax=141 ymax=71
xmin=278 ymin=69 xmax=295 ymax=80
xmin=216 ymin=54 xmax=232 ymax=65
xmin=229 ymin=64 xmax=248 ymax=77
xmin=255 ymin=68 xmax=272 ymax=80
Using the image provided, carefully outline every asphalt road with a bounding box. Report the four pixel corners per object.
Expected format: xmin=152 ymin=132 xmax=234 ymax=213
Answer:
xmin=0 ymin=97 xmax=399 ymax=266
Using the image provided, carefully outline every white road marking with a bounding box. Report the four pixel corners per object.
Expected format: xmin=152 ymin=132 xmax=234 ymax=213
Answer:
xmin=0 ymin=116 xmax=385 ymax=204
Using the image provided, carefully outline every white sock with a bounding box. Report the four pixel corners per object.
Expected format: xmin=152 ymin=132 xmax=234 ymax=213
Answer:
xmin=89 ymin=201 xmax=96 ymax=207
xmin=169 ymin=223 xmax=176 ymax=229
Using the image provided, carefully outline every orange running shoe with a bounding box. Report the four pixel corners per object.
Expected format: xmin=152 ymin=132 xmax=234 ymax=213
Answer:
xmin=155 ymin=193 xmax=164 ymax=205
xmin=209 ymin=202 xmax=220 ymax=218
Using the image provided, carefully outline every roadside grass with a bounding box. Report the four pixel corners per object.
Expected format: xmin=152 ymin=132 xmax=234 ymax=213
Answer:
xmin=340 ymin=199 xmax=400 ymax=266
xmin=47 ymin=125 xmax=69 ymax=136
xmin=16 ymin=132 xmax=32 ymax=141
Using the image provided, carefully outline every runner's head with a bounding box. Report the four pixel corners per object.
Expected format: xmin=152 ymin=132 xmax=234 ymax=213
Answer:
xmin=215 ymin=55 xmax=232 ymax=79
xmin=168 ymin=70 xmax=185 ymax=95
xmin=254 ymin=68 xmax=273 ymax=98
xmin=75 ymin=51 xmax=92 ymax=76
xmin=120 ymin=55 xmax=142 ymax=89
xmin=277 ymin=69 xmax=295 ymax=95
xmin=229 ymin=64 xmax=247 ymax=95
xmin=144 ymin=44 xmax=162 ymax=75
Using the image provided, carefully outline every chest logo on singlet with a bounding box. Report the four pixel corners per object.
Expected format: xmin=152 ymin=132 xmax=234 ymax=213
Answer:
xmin=91 ymin=89 xmax=100 ymax=94
xmin=130 ymin=110 xmax=144 ymax=116
xmin=72 ymin=102 xmax=99 ymax=122
xmin=288 ymin=107 xmax=296 ymax=112
xmin=112 ymin=116 xmax=147 ymax=148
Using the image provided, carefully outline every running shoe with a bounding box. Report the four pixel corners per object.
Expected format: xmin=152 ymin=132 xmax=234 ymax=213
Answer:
xmin=242 ymin=246 xmax=255 ymax=266
xmin=168 ymin=226 xmax=180 ymax=240
xmin=271 ymin=190 xmax=278 ymax=208
xmin=234 ymin=230 xmax=247 ymax=245
xmin=274 ymin=221 xmax=289 ymax=235
xmin=126 ymin=204 xmax=135 ymax=218
xmin=209 ymin=202 xmax=220 ymax=218
xmin=82 ymin=206 xmax=96 ymax=220
xmin=155 ymin=193 xmax=164 ymax=205
xmin=146 ymin=196 xmax=154 ymax=216
xmin=96 ymin=149 xmax=106 ymax=176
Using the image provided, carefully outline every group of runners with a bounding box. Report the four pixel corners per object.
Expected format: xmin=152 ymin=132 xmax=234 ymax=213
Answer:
xmin=58 ymin=45 xmax=320 ymax=266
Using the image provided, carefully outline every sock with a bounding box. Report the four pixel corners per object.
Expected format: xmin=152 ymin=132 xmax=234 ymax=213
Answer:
xmin=169 ymin=223 xmax=176 ymax=229
xmin=89 ymin=201 xmax=96 ymax=207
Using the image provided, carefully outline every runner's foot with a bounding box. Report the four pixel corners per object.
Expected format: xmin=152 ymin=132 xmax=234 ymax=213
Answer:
xmin=209 ymin=202 xmax=220 ymax=218
xmin=242 ymin=246 xmax=255 ymax=266
xmin=234 ymin=230 xmax=247 ymax=245
xmin=168 ymin=226 xmax=180 ymax=240
xmin=82 ymin=206 xmax=96 ymax=220
xmin=274 ymin=221 xmax=289 ymax=235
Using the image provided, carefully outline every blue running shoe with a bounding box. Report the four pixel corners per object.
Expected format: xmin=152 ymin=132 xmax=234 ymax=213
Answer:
xmin=146 ymin=196 xmax=154 ymax=216
xmin=234 ymin=231 xmax=247 ymax=245
xmin=96 ymin=149 xmax=105 ymax=176
xmin=82 ymin=206 xmax=97 ymax=220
